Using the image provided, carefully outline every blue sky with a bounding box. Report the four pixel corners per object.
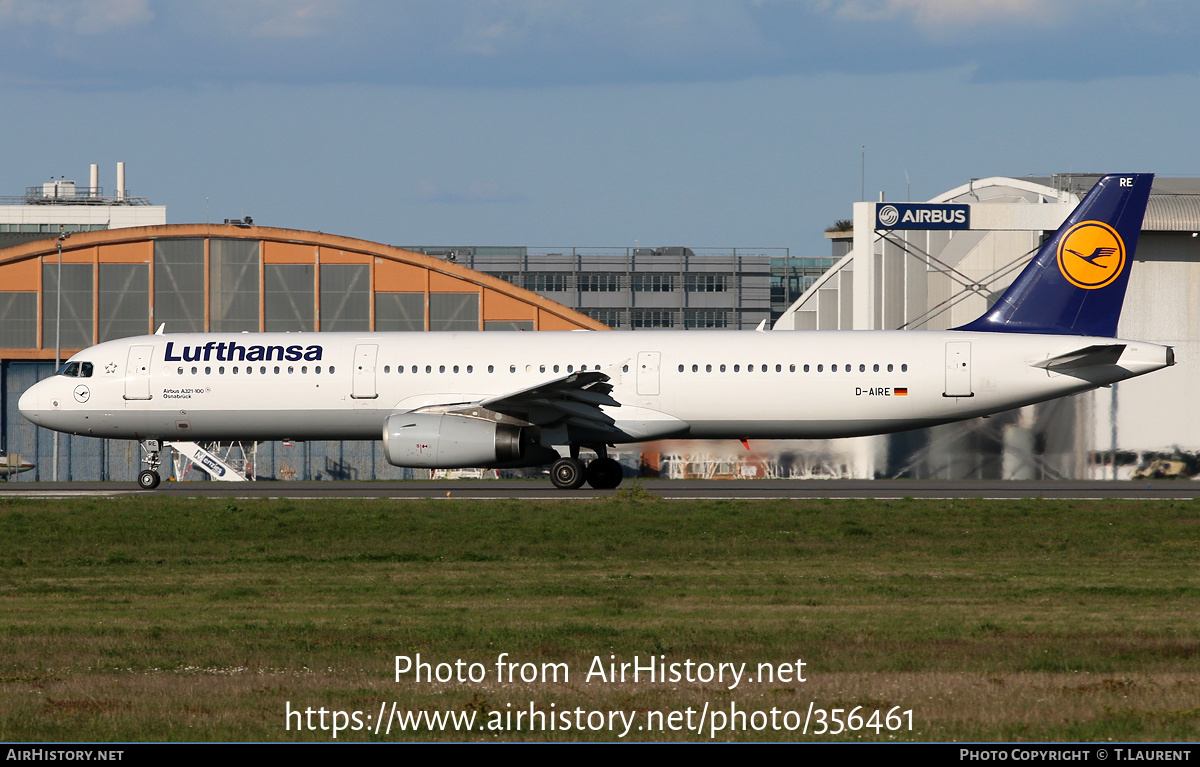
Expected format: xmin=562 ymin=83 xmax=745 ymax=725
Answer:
xmin=3 ymin=1 xmax=1199 ymax=256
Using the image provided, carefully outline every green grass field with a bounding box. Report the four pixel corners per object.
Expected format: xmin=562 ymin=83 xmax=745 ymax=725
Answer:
xmin=0 ymin=492 xmax=1197 ymax=741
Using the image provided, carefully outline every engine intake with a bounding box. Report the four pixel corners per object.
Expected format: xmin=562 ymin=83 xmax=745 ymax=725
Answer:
xmin=382 ymin=413 xmax=525 ymax=468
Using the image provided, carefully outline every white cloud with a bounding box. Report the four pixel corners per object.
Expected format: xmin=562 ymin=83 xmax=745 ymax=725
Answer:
xmin=0 ymin=0 xmax=152 ymax=33
xmin=826 ymin=0 xmax=1072 ymax=31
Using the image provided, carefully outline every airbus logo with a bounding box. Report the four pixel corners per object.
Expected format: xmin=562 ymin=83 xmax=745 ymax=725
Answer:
xmin=1057 ymin=220 xmax=1126 ymax=289
xmin=876 ymin=203 xmax=970 ymax=230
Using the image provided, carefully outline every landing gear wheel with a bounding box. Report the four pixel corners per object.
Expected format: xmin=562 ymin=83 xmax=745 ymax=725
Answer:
xmin=138 ymin=470 xmax=161 ymax=490
xmin=550 ymin=457 xmax=587 ymax=489
xmin=586 ymin=457 xmax=624 ymax=489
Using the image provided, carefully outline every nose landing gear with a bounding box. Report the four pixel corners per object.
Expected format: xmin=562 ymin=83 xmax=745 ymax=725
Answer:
xmin=138 ymin=440 xmax=162 ymax=490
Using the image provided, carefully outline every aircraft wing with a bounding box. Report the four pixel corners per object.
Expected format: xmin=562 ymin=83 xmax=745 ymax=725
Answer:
xmin=478 ymin=370 xmax=622 ymax=431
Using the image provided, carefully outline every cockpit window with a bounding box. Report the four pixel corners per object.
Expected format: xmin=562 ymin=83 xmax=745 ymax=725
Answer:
xmin=54 ymin=361 xmax=93 ymax=378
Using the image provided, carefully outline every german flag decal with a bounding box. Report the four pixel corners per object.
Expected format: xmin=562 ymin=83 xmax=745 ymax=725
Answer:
xmin=895 ymin=387 xmax=908 ymax=396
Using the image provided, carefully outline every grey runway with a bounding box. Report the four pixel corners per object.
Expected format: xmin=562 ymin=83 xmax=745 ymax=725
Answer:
xmin=3 ymin=479 xmax=1197 ymax=500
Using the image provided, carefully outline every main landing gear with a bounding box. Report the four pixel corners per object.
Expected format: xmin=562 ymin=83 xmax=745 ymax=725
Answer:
xmin=138 ymin=439 xmax=162 ymax=490
xmin=550 ymin=446 xmax=624 ymax=490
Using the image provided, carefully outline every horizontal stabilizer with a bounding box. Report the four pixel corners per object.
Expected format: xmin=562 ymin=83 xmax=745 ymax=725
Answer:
xmin=1031 ymin=344 xmax=1126 ymax=372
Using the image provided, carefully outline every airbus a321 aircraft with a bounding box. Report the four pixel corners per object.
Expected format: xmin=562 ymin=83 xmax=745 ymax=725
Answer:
xmin=20 ymin=174 xmax=1171 ymax=490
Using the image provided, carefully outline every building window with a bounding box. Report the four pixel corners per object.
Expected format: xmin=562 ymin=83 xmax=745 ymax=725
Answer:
xmin=320 ymin=264 xmax=370 ymax=332
xmin=430 ymin=293 xmax=480 ymax=331
xmin=524 ymin=273 xmax=571 ymax=292
xmin=684 ymin=310 xmax=728 ymax=329
xmin=579 ymin=274 xmax=622 ymax=292
xmin=265 ymin=264 xmax=315 ymax=332
xmin=154 ymin=239 xmax=204 ymax=333
xmin=631 ymin=309 xmax=676 ymax=328
xmin=685 ymin=273 xmax=728 ymax=292
xmin=585 ymin=309 xmax=624 ymax=328
xmin=209 ymin=238 xmax=260 ymax=332
xmin=632 ymin=273 xmax=675 ymax=292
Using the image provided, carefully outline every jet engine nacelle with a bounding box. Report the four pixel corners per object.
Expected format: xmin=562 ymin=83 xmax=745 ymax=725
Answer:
xmin=383 ymin=412 xmax=545 ymax=468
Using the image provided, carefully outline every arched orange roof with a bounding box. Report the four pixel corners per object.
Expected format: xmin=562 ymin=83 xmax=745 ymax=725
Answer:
xmin=0 ymin=223 xmax=608 ymax=358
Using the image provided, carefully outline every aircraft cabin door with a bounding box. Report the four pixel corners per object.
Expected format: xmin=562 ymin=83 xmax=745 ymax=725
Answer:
xmin=943 ymin=341 xmax=973 ymax=398
xmin=351 ymin=344 xmax=379 ymax=399
xmin=636 ymin=351 xmax=661 ymax=396
xmin=124 ymin=345 xmax=153 ymax=401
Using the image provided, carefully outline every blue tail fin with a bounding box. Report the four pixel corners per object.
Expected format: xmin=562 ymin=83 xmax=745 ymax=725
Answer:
xmin=955 ymin=173 xmax=1153 ymax=337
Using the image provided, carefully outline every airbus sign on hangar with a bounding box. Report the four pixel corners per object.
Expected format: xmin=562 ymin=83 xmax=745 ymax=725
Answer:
xmin=775 ymin=174 xmax=1200 ymax=480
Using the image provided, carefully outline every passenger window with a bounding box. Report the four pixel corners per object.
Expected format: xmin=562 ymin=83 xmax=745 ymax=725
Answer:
xmin=706 ymin=364 xmax=712 ymax=372
xmin=384 ymin=365 xmax=390 ymax=373
xmin=622 ymin=365 xmax=629 ymax=373
xmin=734 ymin=364 xmax=740 ymax=372
xmin=832 ymin=364 xmax=837 ymax=372
xmin=454 ymin=365 xmax=460 ymax=373
xmin=178 ymin=367 xmax=184 ymax=375
xmin=219 ymin=366 xmax=225 ymax=374
xmin=901 ymin=364 xmax=908 ymax=372
xmin=260 ymin=366 xmax=267 ymax=374
xmin=678 ymin=365 xmax=684 ymax=373
xmin=873 ymin=364 xmax=879 ymax=372
xmin=315 ymin=366 xmax=321 ymax=374
xmin=720 ymin=364 xmax=726 ymax=372
xmin=205 ymin=366 xmax=211 ymax=375
xmin=803 ymin=364 xmax=809 ymax=372
xmin=191 ymin=366 xmax=198 ymax=375
xmin=817 ymin=364 xmax=823 ymax=372
xmin=329 ymin=366 xmax=335 ymax=374
xmin=426 ymin=365 xmax=432 ymax=373
xmin=887 ymin=364 xmax=893 ymax=372
xmin=288 ymin=366 xmax=294 ymax=374
xmin=692 ymin=364 xmax=698 ymax=373
xmin=273 ymin=366 xmax=280 ymax=374
xmin=776 ymin=364 xmax=782 ymax=372
xmin=859 ymin=364 xmax=865 ymax=372
xmin=748 ymin=364 xmax=754 ymax=372
xmin=488 ymin=365 xmax=494 ymax=373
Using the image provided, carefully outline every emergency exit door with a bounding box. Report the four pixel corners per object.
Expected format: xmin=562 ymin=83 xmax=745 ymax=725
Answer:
xmin=944 ymin=341 xmax=973 ymax=398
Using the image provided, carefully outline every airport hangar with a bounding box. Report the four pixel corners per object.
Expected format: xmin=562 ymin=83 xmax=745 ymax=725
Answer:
xmin=773 ymin=174 xmax=1200 ymax=481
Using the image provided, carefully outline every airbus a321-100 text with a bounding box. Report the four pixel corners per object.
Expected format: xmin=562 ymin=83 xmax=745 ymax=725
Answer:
xmin=20 ymin=174 xmax=1171 ymax=490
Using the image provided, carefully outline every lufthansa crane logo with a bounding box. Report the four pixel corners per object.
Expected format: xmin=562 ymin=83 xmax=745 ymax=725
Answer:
xmin=1057 ymin=220 xmax=1126 ymax=289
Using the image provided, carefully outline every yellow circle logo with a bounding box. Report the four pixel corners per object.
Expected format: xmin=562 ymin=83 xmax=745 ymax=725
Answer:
xmin=1057 ymin=220 xmax=1126 ymax=289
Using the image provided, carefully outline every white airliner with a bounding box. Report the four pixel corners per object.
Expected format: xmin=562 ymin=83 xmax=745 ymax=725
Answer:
xmin=19 ymin=174 xmax=1171 ymax=490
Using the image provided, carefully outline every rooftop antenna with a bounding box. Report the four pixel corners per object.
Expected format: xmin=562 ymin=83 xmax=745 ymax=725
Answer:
xmin=861 ymin=145 xmax=865 ymax=201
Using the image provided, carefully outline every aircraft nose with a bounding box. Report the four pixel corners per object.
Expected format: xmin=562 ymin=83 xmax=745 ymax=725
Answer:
xmin=18 ymin=384 xmax=41 ymax=424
